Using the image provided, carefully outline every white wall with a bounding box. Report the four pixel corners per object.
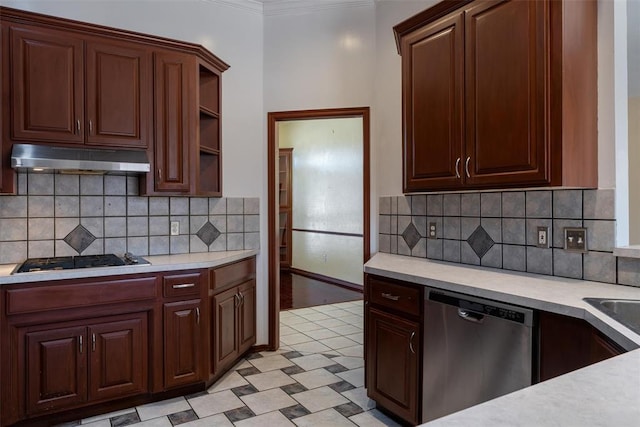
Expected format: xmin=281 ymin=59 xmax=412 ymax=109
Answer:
xmin=279 ymin=118 xmax=364 ymax=285
xmin=1 ymin=0 xmax=270 ymax=343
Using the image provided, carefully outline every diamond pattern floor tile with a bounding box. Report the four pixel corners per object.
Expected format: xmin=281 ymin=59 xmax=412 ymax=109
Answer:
xmin=59 ymin=301 xmax=386 ymax=427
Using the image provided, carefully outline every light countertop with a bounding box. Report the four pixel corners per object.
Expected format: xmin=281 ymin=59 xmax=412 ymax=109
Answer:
xmin=364 ymin=253 xmax=640 ymax=426
xmin=0 ymin=250 xmax=258 ymax=285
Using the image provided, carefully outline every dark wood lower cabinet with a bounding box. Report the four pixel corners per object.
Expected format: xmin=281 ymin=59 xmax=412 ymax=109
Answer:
xmin=538 ymin=311 xmax=624 ymax=382
xmin=164 ymin=299 xmax=202 ymax=389
xmin=24 ymin=314 xmax=149 ymax=416
xmin=1 ymin=259 xmax=256 ymax=425
xmin=364 ymin=274 xmax=422 ymax=425
xmin=366 ymin=308 xmax=420 ymax=425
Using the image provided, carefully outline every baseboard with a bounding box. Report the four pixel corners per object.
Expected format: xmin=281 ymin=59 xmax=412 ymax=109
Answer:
xmin=287 ymin=268 xmax=363 ymax=293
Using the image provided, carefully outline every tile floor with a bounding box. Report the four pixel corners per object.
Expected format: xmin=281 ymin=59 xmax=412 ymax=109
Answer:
xmin=65 ymin=300 xmax=400 ymax=427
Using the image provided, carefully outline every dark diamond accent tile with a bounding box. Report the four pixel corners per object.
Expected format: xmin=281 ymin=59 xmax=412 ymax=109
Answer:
xmin=324 ymin=353 xmax=339 ymax=358
xmin=231 ymin=384 xmax=259 ymax=397
xmin=280 ymin=404 xmax=311 ymax=420
xmin=64 ymin=224 xmax=96 ymax=254
xmin=334 ymin=402 xmax=364 ymax=418
xmin=168 ymin=409 xmax=198 ymax=426
xmin=224 ymin=406 xmax=255 ymax=423
xmin=282 ymin=351 xmax=304 ymax=359
xmin=467 ymin=225 xmax=495 ymax=259
xmin=282 ymin=365 xmax=305 ymax=375
xmin=245 ymin=352 xmax=263 ymax=360
xmin=324 ymin=364 xmax=349 ymax=374
xmin=185 ymin=390 xmax=208 ymax=400
xmin=237 ymin=367 xmax=261 ymax=377
xmin=110 ymin=412 xmax=141 ymax=427
xmin=281 ymin=383 xmax=308 ymax=395
xmin=328 ymin=380 xmax=356 ymax=393
xmin=402 ymin=222 xmax=421 ymax=250
xmin=196 ymin=221 xmax=221 ymax=246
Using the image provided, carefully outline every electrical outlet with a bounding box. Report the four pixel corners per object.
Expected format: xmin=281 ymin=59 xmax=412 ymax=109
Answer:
xmin=537 ymin=226 xmax=549 ymax=248
xmin=428 ymin=222 xmax=437 ymax=239
xmin=564 ymin=227 xmax=587 ymax=253
xmin=322 ymin=253 xmax=327 ymax=263
xmin=170 ymin=221 xmax=180 ymax=236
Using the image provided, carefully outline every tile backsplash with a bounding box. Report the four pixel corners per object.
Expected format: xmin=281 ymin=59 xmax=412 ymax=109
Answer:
xmin=0 ymin=172 xmax=259 ymax=264
xmin=378 ymin=189 xmax=640 ymax=287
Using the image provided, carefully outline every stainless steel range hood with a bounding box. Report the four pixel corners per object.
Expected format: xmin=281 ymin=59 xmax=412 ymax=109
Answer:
xmin=11 ymin=143 xmax=151 ymax=173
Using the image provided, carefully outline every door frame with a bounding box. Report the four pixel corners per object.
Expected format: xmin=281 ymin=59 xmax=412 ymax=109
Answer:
xmin=267 ymin=107 xmax=371 ymax=350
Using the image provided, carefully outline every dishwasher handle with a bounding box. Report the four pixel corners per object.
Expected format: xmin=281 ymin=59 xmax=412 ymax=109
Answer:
xmin=458 ymin=309 xmax=485 ymax=323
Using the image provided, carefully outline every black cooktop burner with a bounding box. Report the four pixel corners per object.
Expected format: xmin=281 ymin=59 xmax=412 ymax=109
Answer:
xmin=16 ymin=254 xmax=148 ymax=273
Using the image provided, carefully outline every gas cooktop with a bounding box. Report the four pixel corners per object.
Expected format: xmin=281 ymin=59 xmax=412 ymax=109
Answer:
xmin=15 ymin=253 xmax=149 ymax=273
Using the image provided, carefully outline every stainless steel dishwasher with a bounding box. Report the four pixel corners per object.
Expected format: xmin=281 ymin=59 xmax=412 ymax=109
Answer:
xmin=423 ymin=289 xmax=534 ymax=423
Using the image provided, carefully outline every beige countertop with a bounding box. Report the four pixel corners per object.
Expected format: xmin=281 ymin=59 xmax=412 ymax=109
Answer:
xmin=364 ymin=253 xmax=640 ymax=426
xmin=0 ymin=250 xmax=258 ymax=285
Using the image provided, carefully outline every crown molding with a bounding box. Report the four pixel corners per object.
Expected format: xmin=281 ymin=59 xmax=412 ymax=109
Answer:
xmin=203 ymin=0 xmax=264 ymax=15
xmin=262 ymin=0 xmax=374 ymax=16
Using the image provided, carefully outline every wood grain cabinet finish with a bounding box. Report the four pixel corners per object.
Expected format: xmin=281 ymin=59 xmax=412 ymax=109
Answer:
xmin=210 ymin=258 xmax=257 ymax=378
xmin=8 ymin=25 xmax=151 ymax=148
xmin=23 ymin=313 xmax=148 ymax=417
xmin=1 ymin=6 xmax=229 ymax=197
xmin=395 ymin=0 xmax=597 ymax=192
xmin=538 ymin=311 xmax=624 ymax=382
xmin=364 ymin=275 xmax=422 ymax=425
xmin=150 ymin=51 xmax=195 ymax=193
xmin=164 ymin=299 xmax=203 ymax=389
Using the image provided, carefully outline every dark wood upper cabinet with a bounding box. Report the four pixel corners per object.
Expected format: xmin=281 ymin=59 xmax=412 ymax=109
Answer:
xmin=1 ymin=6 xmax=229 ymax=196
xmin=152 ymin=51 xmax=195 ymax=193
xmin=395 ymin=0 xmax=597 ymax=192
xmin=10 ymin=24 xmax=85 ymax=144
xmin=85 ymin=40 xmax=152 ymax=148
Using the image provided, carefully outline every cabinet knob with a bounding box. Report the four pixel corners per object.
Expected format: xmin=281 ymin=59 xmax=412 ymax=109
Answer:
xmin=465 ymin=157 xmax=471 ymax=178
xmin=455 ymin=157 xmax=461 ymax=179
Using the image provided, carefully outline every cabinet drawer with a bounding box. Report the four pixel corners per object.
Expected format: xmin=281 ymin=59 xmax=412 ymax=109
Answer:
xmin=6 ymin=276 xmax=157 ymax=315
xmin=163 ymin=272 xmax=202 ymax=298
xmin=211 ymin=257 xmax=256 ymax=291
xmin=368 ymin=277 xmax=421 ymax=316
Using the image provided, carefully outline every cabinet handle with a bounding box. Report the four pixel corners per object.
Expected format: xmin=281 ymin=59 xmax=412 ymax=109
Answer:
xmin=465 ymin=156 xmax=471 ymax=178
xmin=239 ymin=291 xmax=244 ymax=305
xmin=89 ymin=119 xmax=93 ymax=134
xmin=158 ymin=169 xmax=162 ymax=181
xmin=172 ymin=283 xmax=195 ymax=289
xmin=409 ymin=331 xmax=416 ymax=354
xmin=91 ymin=333 xmax=96 ymax=352
xmin=76 ymin=119 xmax=81 ymax=134
xmin=455 ymin=157 xmax=461 ymax=179
xmin=196 ymin=307 xmax=200 ymax=324
xmin=79 ymin=335 xmax=83 ymax=354
xmin=234 ymin=294 xmax=240 ymax=307
xmin=381 ymin=292 xmax=400 ymax=301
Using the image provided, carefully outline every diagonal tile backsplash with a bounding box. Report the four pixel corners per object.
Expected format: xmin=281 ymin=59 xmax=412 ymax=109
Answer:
xmin=0 ymin=172 xmax=259 ymax=263
xmin=378 ymin=189 xmax=640 ymax=287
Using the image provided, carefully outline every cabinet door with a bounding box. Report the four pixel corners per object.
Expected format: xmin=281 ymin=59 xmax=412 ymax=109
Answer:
xmin=464 ymin=0 xmax=548 ymax=187
xmin=212 ymin=287 xmax=238 ymax=375
xmin=401 ymin=12 xmax=463 ymax=192
xmin=25 ymin=326 xmax=87 ymax=414
xmin=10 ymin=25 xmax=84 ymax=143
xmin=366 ymin=308 xmax=420 ymax=425
xmin=153 ymin=51 xmax=195 ymax=192
xmin=164 ymin=299 xmax=202 ymax=388
xmin=238 ymin=280 xmax=256 ymax=355
xmin=88 ymin=316 xmax=147 ymax=401
xmin=86 ymin=40 xmax=151 ymax=148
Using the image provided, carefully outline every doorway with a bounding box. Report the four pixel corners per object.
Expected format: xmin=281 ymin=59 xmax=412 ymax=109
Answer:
xmin=267 ymin=107 xmax=371 ymax=350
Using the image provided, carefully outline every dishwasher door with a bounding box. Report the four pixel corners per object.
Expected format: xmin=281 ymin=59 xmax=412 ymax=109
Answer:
xmin=422 ymin=289 xmax=534 ymax=423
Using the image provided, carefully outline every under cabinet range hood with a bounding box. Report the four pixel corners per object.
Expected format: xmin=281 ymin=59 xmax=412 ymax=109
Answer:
xmin=11 ymin=143 xmax=151 ymax=173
